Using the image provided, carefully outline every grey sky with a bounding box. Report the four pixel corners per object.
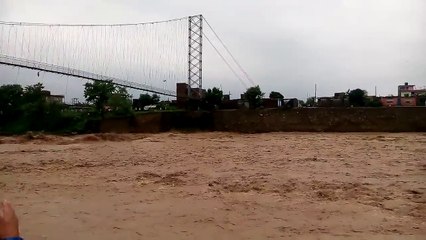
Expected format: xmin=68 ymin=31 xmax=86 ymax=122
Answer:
xmin=0 ymin=0 xmax=425 ymax=102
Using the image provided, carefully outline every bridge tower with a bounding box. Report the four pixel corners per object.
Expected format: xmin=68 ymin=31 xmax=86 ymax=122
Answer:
xmin=187 ymin=15 xmax=203 ymax=98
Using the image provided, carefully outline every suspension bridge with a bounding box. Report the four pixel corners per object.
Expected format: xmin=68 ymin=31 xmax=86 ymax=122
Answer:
xmin=0 ymin=15 xmax=254 ymax=98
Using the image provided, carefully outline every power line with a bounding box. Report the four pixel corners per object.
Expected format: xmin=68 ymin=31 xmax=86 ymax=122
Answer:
xmin=203 ymin=17 xmax=256 ymax=86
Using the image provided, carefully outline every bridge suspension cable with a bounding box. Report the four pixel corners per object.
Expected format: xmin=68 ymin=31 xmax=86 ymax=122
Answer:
xmin=0 ymin=16 xmax=188 ymax=27
xmin=203 ymin=33 xmax=248 ymax=89
xmin=203 ymin=17 xmax=256 ymax=87
xmin=0 ymin=16 xmax=190 ymax=96
xmin=0 ymin=14 xmax=254 ymax=98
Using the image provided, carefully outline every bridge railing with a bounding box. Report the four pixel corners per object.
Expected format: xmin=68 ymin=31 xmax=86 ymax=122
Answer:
xmin=0 ymin=54 xmax=176 ymax=97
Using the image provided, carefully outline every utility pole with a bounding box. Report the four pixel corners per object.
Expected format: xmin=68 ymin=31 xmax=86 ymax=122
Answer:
xmin=375 ymin=86 xmax=377 ymax=97
xmin=314 ymin=84 xmax=317 ymax=103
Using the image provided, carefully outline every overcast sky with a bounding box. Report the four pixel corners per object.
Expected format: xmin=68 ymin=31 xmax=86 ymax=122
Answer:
xmin=0 ymin=0 xmax=425 ymax=101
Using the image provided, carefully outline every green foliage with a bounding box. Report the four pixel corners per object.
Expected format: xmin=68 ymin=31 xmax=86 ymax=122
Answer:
xmin=269 ymin=91 xmax=284 ymax=99
xmin=138 ymin=93 xmax=160 ymax=108
xmin=35 ymin=102 xmax=66 ymax=130
xmin=20 ymin=83 xmax=50 ymax=130
xmin=0 ymin=82 xmax=89 ymax=134
xmin=108 ymin=87 xmax=133 ymax=116
xmin=23 ymin=83 xmax=45 ymax=103
xmin=57 ymin=110 xmax=89 ymax=132
xmin=139 ymin=94 xmax=152 ymax=107
xmin=1 ymin=81 xmax=135 ymax=134
xmin=84 ymin=82 xmax=133 ymax=117
xmin=84 ymin=81 xmax=116 ymax=117
xmin=244 ymin=85 xmax=264 ymax=109
xmin=202 ymin=87 xmax=223 ymax=110
xmin=348 ymin=89 xmax=367 ymax=107
xmin=0 ymin=84 xmax=24 ymax=125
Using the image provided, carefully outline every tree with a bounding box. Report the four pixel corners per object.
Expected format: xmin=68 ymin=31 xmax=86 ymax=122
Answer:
xmin=0 ymin=82 xmax=88 ymax=133
xmin=0 ymin=84 xmax=24 ymax=124
xmin=84 ymin=81 xmax=116 ymax=117
xmin=139 ymin=93 xmax=152 ymax=107
xmin=203 ymin=87 xmax=223 ymax=110
xmin=269 ymin=91 xmax=284 ymax=99
xmin=20 ymin=83 xmax=48 ymax=129
xmin=108 ymin=87 xmax=133 ymax=116
xmin=152 ymin=94 xmax=160 ymax=104
xmin=348 ymin=89 xmax=367 ymax=107
xmin=17 ymin=83 xmax=66 ymax=131
xmin=138 ymin=93 xmax=160 ymax=109
xmin=244 ymin=85 xmax=264 ymax=109
xmin=23 ymin=82 xmax=45 ymax=103
xmin=306 ymin=97 xmax=315 ymax=107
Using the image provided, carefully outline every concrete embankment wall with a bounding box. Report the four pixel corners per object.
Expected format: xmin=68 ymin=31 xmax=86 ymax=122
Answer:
xmin=100 ymin=107 xmax=426 ymax=133
xmin=213 ymin=107 xmax=426 ymax=132
xmin=100 ymin=111 xmax=213 ymax=133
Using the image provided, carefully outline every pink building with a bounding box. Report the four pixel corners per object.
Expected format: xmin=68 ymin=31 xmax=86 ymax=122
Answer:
xmin=398 ymin=82 xmax=426 ymax=106
xmin=381 ymin=96 xmax=417 ymax=107
xmin=380 ymin=97 xmax=398 ymax=107
xmin=400 ymin=97 xmax=417 ymax=106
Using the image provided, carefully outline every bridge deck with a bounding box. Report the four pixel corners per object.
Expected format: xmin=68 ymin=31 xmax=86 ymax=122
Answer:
xmin=0 ymin=54 xmax=176 ymax=97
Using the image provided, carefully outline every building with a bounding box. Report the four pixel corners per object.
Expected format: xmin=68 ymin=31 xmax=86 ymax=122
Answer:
xmin=398 ymin=82 xmax=416 ymax=97
xmin=380 ymin=82 xmax=426 ymax=107
xmin=42 ymin=90 xmax=64 ymax=103
xmin=47 ymin=94 xmax=65 ymax=103
xmin=282 ymin=98 xmax=300 ymax=108
xmin=380 ymin=96 xmax=398 ymax=107
xmin=317 ymin=92 xmax=348 ymax=107
xmin=262 ymin=98 xmax=280 ymax=108
xmin=175 ymin=83 xmax=206 ymax=109
xmin=400 ymin=97 xmax=417 ymax=106
xmin=176 ymin=83 xmax=205 ymax=101
xmin=397 ymin=82 xmax=426 ymax=106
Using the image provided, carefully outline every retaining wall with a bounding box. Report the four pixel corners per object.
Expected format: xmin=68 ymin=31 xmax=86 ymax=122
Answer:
xmin=100 ymin=107 xmax=426 ymax=133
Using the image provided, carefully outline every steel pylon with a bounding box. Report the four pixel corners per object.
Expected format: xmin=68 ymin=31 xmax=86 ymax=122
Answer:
xmin=188 ymin=15 xmax=203 ymax=98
